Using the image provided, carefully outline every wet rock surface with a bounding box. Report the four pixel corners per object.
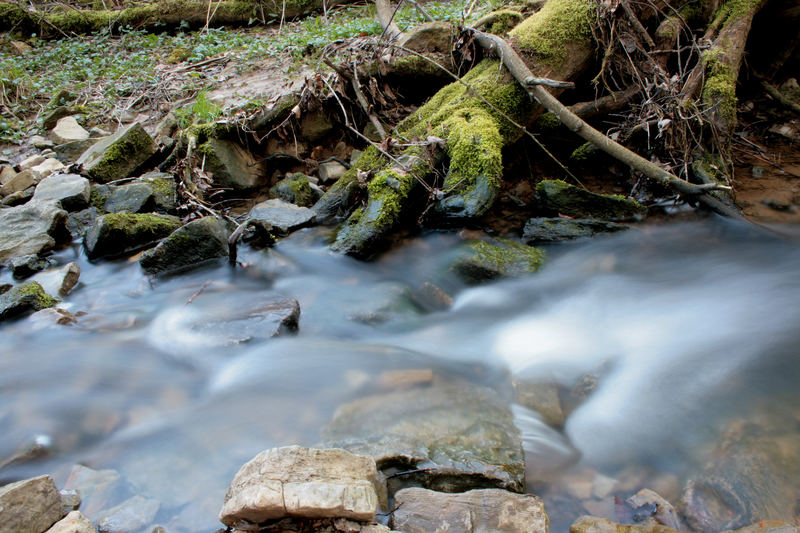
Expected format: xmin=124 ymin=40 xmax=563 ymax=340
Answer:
xmin=219 ymin=446 xmax=382 ymax=528
xmin=391 ymin=487 xmax=548 ymax=533
xmin=523 ymin=217 xmax=630 ymax=243
xmin=83 ymin=213 xmax=181 ymax=259
xmin=270 ymin=173 xmax=318 ymax=207
xmin=536 ymin=180 xmax=647 ymax=222
xmin=451 ymin=238 xmax=545 ymax=283
xmin=323 ymin=381 xmax=525 ymax=493
xmin=96 ymin=495 xmax=160 ymax=533
xmin=0 ymin=281 xmax=59 ymax=321
xmin=249 ymin=198 xmax=316 ymax=235
xmin=0 ymin=475 xmax=64 ymax=533
xmin=140 ymin=216 xmax=230 ymax=276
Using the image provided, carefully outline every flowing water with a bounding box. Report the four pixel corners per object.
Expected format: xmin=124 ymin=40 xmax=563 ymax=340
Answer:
xmin=1 ymin=218 xmax=799 ymax=532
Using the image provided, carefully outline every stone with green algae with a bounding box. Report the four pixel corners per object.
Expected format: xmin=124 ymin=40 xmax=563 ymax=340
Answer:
xmin=139 ymin=216 xmax=230 ymax=276
xmin=76 ymin=123 xmax=156 ymax=183
xmin=536 ymin=180 xmax=647 ymax=222
xmin=451 ymin=238 xmax=545 ymax=283
xmin=269 ymin=173 xmax=317 ymax=207
xmin=0 ymin=281 xmax=59 ymax=321
xmin=83 ymin=212 xmax=180 ymax=260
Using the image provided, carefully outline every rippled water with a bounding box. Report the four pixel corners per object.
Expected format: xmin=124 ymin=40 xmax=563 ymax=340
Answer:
xmin=1 ymin=218 xmax=799 ymax=531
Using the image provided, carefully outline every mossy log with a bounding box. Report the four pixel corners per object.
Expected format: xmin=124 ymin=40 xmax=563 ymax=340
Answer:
xmin=324 ymin=0 xmax=596 ymax=257
xmin=0 ymin=0 xmax=347 ymax=37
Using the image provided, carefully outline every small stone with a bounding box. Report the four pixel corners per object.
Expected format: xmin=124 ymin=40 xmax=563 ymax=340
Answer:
xmin=84 ymin=213 xmax=181 ymax=260
xmin=68 ymin=207 xmax=100 ymax=237
xmin=377 ymin=369 xmax=434 ymax=389
xmin=391 ymin=488 xmax=548 ymax=533
xmin=0 ymin=281 xmax=59 ymax=321
xmin=32 ymin=262 xmax=81 ymax=296
xmin=76 ymin=123 xmax=157 ymax=183
xmin=7 ymin=254 xmax=53 ymax=279
xmin=1 ymin=186 xmax=35 ymax=206
xmin=513 ymin=380 xmax=565 ymax=427
xmin=219 ymin=446 xmax=382 ymax=528
xmin=451 ymin=238 xmax=545 ymax=283
xmin=333 ymin=518 xmax=361 ymax=533
xmin=0 ymin=475 xmax=64 ymax=533
xmin=0 ymin=164 xmax=16 ymax=185
xmin=20 ymin=153 xmax=46 ymax=170
xmin=248 ymin=198 xmax=315 ymax=235
xmin=592 ymin=473 xmax=619 ymax=499
xmin=569 ymin=515 xmax=679 ymax=532
xmin=54 ymin=139 xmax=97 ymax=163
xmin=46 ymin=511 xmax=96 ymax=533
xmin=97 ymin=495 xmax=160 ymax=533
xmin=627 ymin=489 xmax=682 ymax=530
xmin=33 ymin=173 xmax=91 ymax=211
xmin=299 ymin=110 xmax=334 ymax=141
xmin=31 ymin=135 xmax=55 ymax=149
xmin=51 ymin=116 xmax=90 ymax=144
xmin=139 ymin=217 xmax=230 ymax=276
xmin=0 ymin=169 xmax=37 ymax=196
xmin=31 ymin=158 xmax=66 ymax=180
xmin=318 ymin=162 xmax=348 ymax=184
xmin=60 ymin=490 xmax=82 ymax=513
xmin=9 ymin=40 xmax=33 ymax=54
xmin=62 ymin=465 xmax=125 ymax=518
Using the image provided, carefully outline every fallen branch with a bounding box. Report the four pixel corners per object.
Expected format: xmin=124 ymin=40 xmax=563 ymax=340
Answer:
xmin=759 ymin=78 xmax=800 ymax=115
xmin=470 ymin=29 xmax=741 ymax=218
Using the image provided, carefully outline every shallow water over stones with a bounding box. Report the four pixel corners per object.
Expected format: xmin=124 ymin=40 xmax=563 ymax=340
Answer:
xmin=1 ymin=219 xmax=800 ymax=531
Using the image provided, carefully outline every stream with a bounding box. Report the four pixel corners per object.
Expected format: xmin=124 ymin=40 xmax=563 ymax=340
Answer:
xmin=2 ymin=217 xmax=800 ymax=532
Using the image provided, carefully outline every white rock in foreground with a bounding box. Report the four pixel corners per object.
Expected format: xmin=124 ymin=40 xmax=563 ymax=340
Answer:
xmin=46 ymin=511 xmax=96 ymax=533
xmin=219 ymin=446 xmax=381 ymax=528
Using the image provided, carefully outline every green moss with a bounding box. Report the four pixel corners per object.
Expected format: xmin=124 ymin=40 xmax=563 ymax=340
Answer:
xmin=483 ymin=9 xmax=525 ymax=35
xmin=103 ymin=212 xmax=180 ymax=235
xmin=89 ymin=186 xmax=108 ymax=211
xmin=17 ymin=281 xmax=59 ymax=309
xmin=710 ymin=0 xmax=761 ymax=30
xmin=391 ymin=55 xmax=447 ymax=78
xmin=509 ymin=0 xmax=594 ymax=68
xmin=85 ymin=123 xmax=156 ymax=183
xmin=570 ymin=142 xmax=599 ymax=162
xmin=536 ymin=179 xmax=646 ymax=221
xmin=453 ymin=238 xmax=545 ymax=283
xmin=701 ymin=48 xmax=738 ymax=126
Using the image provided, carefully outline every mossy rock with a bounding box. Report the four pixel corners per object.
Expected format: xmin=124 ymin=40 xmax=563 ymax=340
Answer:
xmin=76 ymin=123 xmax=157 ymax=183
xmin=270 ymin=173 xmax=316 ymax=207
xmin=536 ymin=180 xmax=646 ymax=221
xmin=452 ymin=238 xmax=545 ymax=283
xmin=522 ymin=217 xmax=630 ymax=243
xmin=138 ymin=172 xmax=177 ymax=213
xmin=139 ymin=217 xmax=230 ymax=276
xmin=0 ymin=281 xmax=59 ymax=322
xmin=83 ymin=213 xmax=181 ymax=260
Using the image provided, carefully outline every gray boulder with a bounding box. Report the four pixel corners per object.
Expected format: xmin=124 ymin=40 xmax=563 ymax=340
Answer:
xmin=1 ymin=186 xmax=35 ymax=206
xmin=0 ymin=200 xmax=68 ymax=263
xmin=536 ymin=180 xmax=647 ymax=221
xmin=33 ymin=173 xmax=90 ymax=211
xmin=200 ymin=138 xmax=265 ymax=191
xmin=84 ymin=213 xmax=181 ymax=259
xmin=138 ymin=172 xmax=176 ymax=213
xmin=104 ymin=182 xmax=154 ymax=213
xmin=51 ymin=116 xmax=89 ymax=144
xmin=270 ymin=173 xmax=317 ymax=207
xmin=249 ymin=198 xmax=315 ymax=235
xmin=7 ymin=254 xmax=53 ymax=279
xmin=76 ymin=123 xmax=157 ymax=183
xmin=0 ymin=475 xmax=64 ymax=533
xmin=0 ymin=281 xmax=59 ymax=321
xmin=139 ymin=217 xmax=230 ymax=276
xmin=523 ymin=217 xmax=630 ymax=243
xmin=392 ymin=488 xmax=548 ymax=533
xmin=219 ymin=446 xmax=382 ymax=529
xmin=323 ymin=382 xmax=525 ymax=493
xmin=54 ymin=139 xmax=96 ymax=163
xmin=318 ymin=161 xmax=348 ymax=184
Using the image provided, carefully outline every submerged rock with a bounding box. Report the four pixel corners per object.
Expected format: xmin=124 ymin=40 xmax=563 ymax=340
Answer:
xmin=199 ymin=138 xmax=265 ymax=191
xmin=248 ymin=198 xmax=315 ymax=235
xmin=513 ymin=380 xmax=565 ymax=427
xmin=96 ymin=495 xmax=159 ymax=533
xmin=0 ymin=281 xmax=59 ymax=321
xmin=33 ymin=173 xmax=90 ymax=211
xmin=570 ymin=516 xmax=679 ymax=532
xmin=523 ymin=217 xmax=630 ymax=243
xmin=323 ymin=382 xmax=525 ymax=493
xmin=536 ymin=180 xmax=647 ymax=221
xmin=392 ymin=487 xmax=548 ymax=533
xmin=681 ymin=421 xmax=800 ymax=532
xmin=77 ymin=123 xmax=157 ymax=183
xmin=184 ymin=298 xmax=300 ymax=345
xmin=32 ymin=262 xmax=81 ymax=297
xmin=0 ymin=475 xmax=64 ymax=533
xmin=451 ymin=238 xmax=545 ymax=283
xmin=46 ymin=511 xmax=96 ymax=533
xmin=139 ymin=216 xmax=230 ymax=276
xmin=83 ymin=213 xmax=181 ymax=259
xmin=219 ymin=446 xmax=382 ymax=528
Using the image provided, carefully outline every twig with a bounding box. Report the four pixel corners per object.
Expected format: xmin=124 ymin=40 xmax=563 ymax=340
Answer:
xmin=185 ymin=281 xmax=212 ymax=305
xmin=620 ymin=0 xmax=655 ymax=49
xmin=405 ymin=0 xmax=433 ymax=22
xmin=759 ymin=78 xmax=800 ymax=115
xmin=351 ymin=59 xmax=387 ymax=139
xmin=470 ymin=29 xmax=742 ymax=218
xmin=386 ymin=467 xmax=439 ymax=479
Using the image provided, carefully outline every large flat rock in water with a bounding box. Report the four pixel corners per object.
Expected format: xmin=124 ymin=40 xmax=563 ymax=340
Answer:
xmin=0 ymin=475 xmax=64 ymax=533
xmin=219 ymin=446 xmax=382 ymax=529
xmin=248 ymin=198 xmax=315 ymax=235
xmin=0 ymin=201 xmax=68 ymax=263
xmin=323 ymin=382 xmax=525 ymax=493
xmin=392 ymin=487 xmax=548 ymax=533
